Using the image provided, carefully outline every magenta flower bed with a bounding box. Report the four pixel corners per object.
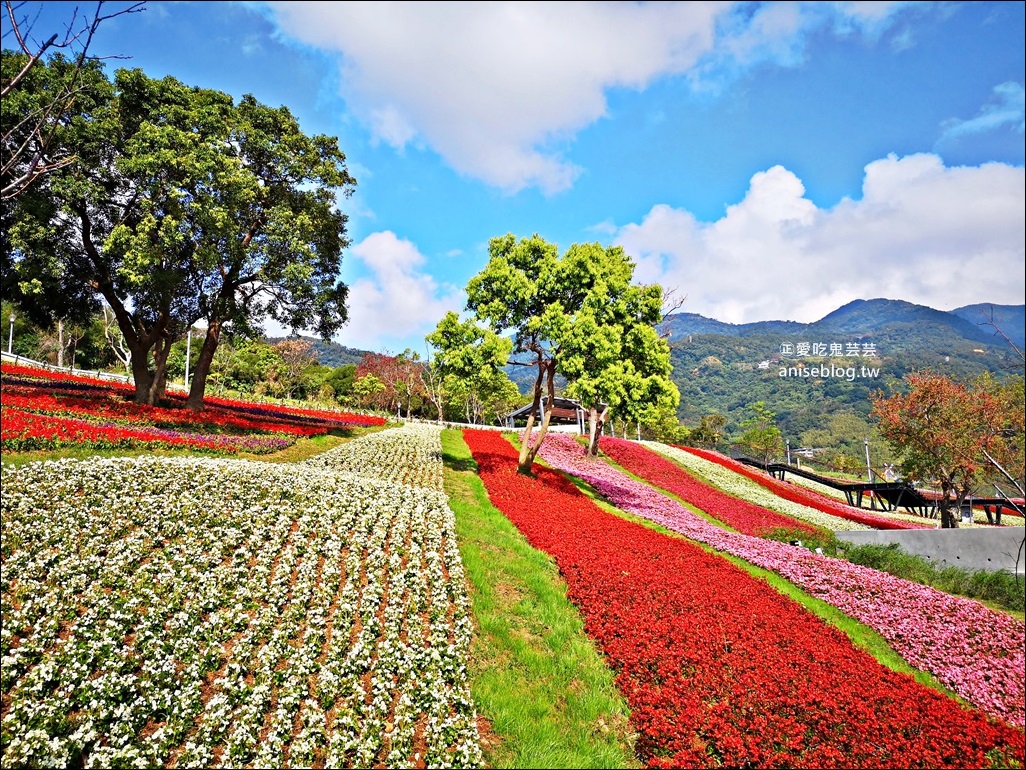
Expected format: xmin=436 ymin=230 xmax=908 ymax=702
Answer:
xmin=465 ymin=429 xmax=1025 ymax=768
xmin=534 ymin=432 xmax=1026 ymax=729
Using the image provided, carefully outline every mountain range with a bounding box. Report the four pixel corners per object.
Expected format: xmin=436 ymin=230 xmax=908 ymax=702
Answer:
xmin=659 ymin=298 xmax=1023 ymax=436
xmin=659 ymin=299 xmax=1023 ymax=350
xmin=281 ymin=297 xmax=1023 ymax=435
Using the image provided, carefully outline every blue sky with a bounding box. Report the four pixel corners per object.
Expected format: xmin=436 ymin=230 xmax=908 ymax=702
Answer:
xmin=12 ymin=1 xmax=1026 ymax=354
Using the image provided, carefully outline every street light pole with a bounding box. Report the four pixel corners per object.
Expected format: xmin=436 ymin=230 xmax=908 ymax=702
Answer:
xmin=7 ymin=311 xmax=14 ymax=355
xmin=786 ymin=439 xmax=791 ymax=466
xmin=864 ymin=438 xmax=873 ymax=483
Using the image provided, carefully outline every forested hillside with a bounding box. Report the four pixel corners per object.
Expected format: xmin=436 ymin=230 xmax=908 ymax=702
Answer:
xmin=265 ymin=336 xmax=369 ymax=368
xmin=665 ymin=299 xmax=1023 ymax=435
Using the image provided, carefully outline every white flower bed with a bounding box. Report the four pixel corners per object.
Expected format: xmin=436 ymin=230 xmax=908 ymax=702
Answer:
xmin=1 ymin=424 xmax=482 ymax=768
xmin=303 ymin=422 xmax=444 ymax=491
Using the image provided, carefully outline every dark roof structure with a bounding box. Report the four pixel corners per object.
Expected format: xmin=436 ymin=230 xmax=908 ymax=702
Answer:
xmin=503 ymin=396 xmax=607 ymax=432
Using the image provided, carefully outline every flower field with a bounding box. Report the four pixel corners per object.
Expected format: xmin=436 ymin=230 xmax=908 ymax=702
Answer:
xmin=640 ymin=442 xmax=894 ymax=531
xmin=0 ymin=362 xmax=385 ymax=454
xmin=597 ymin=438 xmax=832 ymax=538
xmin=533 ymin=432 xmax=1026 ymax=730
xmin=463 ymin=429 xmax=1025 ymax=768
xmin=1 ymin=423 xmax=482 ymax=768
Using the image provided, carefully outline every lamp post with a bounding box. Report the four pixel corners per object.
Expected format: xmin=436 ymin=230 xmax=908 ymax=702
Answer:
xmin=786 ymin=439 xmax=791 ymax=466
xmin=7 ymin=311 xmax=14 ymax=355
xmin=864 ymin=438 xmax=873 ymax=483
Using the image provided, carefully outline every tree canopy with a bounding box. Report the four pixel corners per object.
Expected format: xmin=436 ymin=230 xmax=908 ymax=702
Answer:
xmin=871 ymin=371 xmax=1022 ymax=528
xmin=735 ymin=401 xmax=784 ymax=465
xmin=462 ymin=233 xmax=678 ymax=473
xmin=426 ymin=310 xmax=516 ymax=424
xmin=2 ymin=52 xmax=355 ymax=408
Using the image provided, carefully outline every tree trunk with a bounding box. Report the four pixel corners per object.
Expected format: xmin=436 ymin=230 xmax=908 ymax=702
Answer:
xmin=518 ymin=358 xmax=555 ymax=474
xmin=123 ymin=331 xmax=173 ymax=405
xmin=128 ymin=339 xmax=156 ymax=403
xmin=186 ymin=319 xmax=222 ymax=411
xmin=587 ymin=404 xmax=608 ymax=456
xmin=937 ymin=480 xmax=960 ymax=528
xmin=98 ymin=289 xmax=169 ymax=404
xmin=149 ymin=335 xmax=172 ymax=404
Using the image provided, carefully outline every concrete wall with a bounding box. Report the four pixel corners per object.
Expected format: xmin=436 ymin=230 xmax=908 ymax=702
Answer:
xmin=835 ymin=527 xmax=1026 ymax=575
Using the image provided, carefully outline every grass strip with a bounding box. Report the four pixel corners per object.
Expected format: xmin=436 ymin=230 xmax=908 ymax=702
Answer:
xmin=440 ymin=428 xmax=639 ymax=770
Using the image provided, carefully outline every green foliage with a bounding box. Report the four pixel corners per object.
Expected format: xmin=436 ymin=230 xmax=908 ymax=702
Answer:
xmin=687 ymin=413 xmax=727 ymax=447
xmin=640 ymin=405 xmax=690 ymax=444
xmin=799 ymin=412 xmax=895 ymax=471
xmin=323 ymin=363 xmax=357 ymax=400
xmin=351 ymin=373 xmax=386 ymax=409
xmin=3 ymin=54 xmax=356 ymax=408
xmin=463 ymin=233 xmax=678 ymax=466
xmin=735 ymin=401 xmax=783 ymax=463
xmin=427 ymin=311 xmax=518 ymax=424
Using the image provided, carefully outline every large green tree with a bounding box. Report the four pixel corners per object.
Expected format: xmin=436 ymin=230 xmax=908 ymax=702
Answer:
xmin=176 ymin=89 xmax=354 ymax=411
xmin=556 ymin=241 xmax=678 ymax=454
xmin=2 ymin=54 xmax=355 ymax=408
xmin=464 ymin=233 xmax=678 ymax=473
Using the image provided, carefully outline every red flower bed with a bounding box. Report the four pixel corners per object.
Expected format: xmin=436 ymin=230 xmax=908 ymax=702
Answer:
xmin=1 ymin=361 xmax=385 ymax=453
xmin=463 ymin=429 xmax=1025 ymax=769
xmin=598 ymin=436 xmax=825 ymax=538
xmin=2 ymin=387 xmax=329 ymax=437
xmin=679 ymin=446 xmax=924 ymax=530
xmin=0 ymin=407 xmax=280 ymax=453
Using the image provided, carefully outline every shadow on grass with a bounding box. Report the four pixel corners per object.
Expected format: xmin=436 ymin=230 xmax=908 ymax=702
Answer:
xmin=442 ymin=448 xmax=479 ymax=473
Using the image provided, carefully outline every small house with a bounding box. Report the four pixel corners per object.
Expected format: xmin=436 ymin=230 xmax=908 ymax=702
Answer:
xmin=503 ymin=396 xmax=605 ymax=434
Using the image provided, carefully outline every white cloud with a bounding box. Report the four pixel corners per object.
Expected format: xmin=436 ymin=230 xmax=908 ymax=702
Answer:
xmin=264 ymin=1 xmax=915 ymax=194
xmin=338 ymin=231 xmax=464 ymax=352
xmin=938 ymin=81 xmax=1026 ymax=144
xmin=613 ymin=153 xmax=1025 ymax=324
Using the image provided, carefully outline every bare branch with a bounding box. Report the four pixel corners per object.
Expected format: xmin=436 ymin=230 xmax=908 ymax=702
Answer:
xmin=977 ymin=305 xmax=1025 ymax=364
xmin=660 ymin=286 xmax=687 ymax=323
xmin=2 ymin=1 xmax=147 ymax=199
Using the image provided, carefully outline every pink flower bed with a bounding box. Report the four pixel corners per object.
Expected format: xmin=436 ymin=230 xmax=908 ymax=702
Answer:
xmin=534 ymin=432 xmax=1026 ymax=729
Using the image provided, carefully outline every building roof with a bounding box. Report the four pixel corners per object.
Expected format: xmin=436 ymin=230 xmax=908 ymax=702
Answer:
xmin=504 ymin=396 xmax=606 ymax=424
